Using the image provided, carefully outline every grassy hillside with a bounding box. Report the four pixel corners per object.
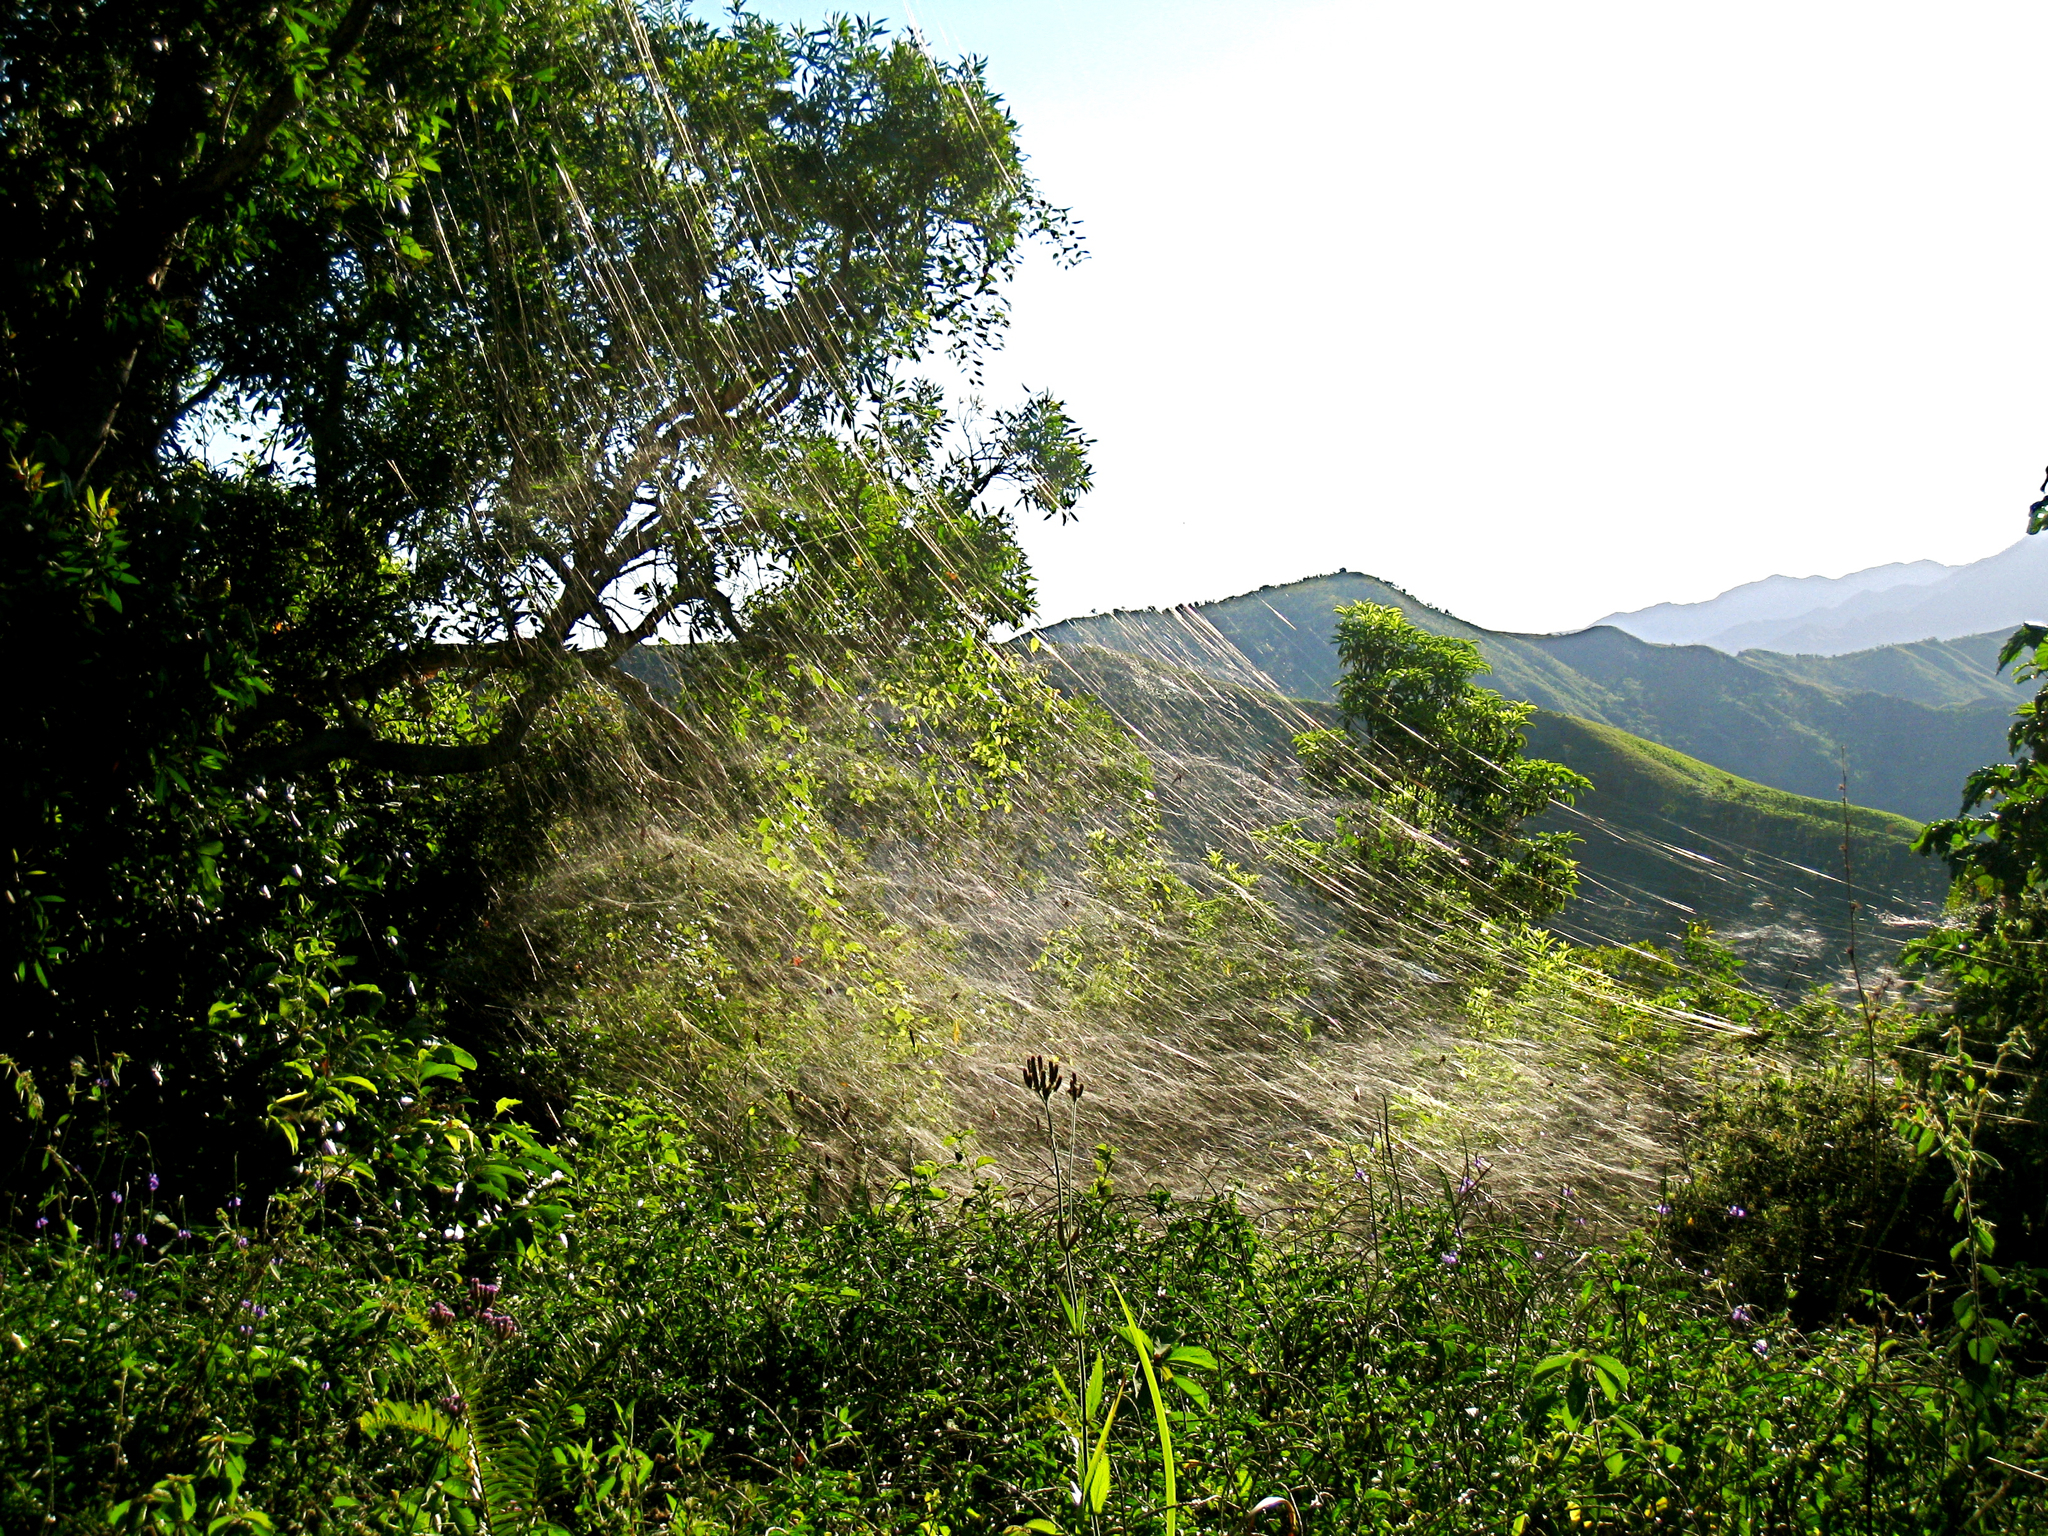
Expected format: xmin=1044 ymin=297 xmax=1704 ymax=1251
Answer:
xmin=1034 ymin=641 xmax=1942 ymax=990
xmin=1739 ymin=628 xmax=2027 ymax=706
xmin=1521 ymin=711 xmax=1943 ymax=989
xmin=1036 ymin=573 xmax=2016 ymax=821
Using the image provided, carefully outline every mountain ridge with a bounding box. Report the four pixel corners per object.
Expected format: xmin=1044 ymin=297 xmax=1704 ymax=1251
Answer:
xmin=1034 ymin=570 xmax=2022 ymax=822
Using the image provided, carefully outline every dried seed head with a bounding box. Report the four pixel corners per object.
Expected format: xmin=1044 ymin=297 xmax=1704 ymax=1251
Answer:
xmin=1022 ymin=1054 xmax=1064 ymax=1104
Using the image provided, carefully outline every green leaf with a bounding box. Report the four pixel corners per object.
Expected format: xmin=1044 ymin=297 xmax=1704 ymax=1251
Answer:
xmin=1113 ymin=1279 xmax=1178 ymax=1536
xmin=1530 ymin=1353 xmax=1575 ymax=1384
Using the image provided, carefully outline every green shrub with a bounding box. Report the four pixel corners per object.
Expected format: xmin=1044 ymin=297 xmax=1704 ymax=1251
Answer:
xmin=1666 ymin=1069 xmax=1950 ymax=1325
xmin=5 ymin=1098 xmax=2041 ymax=1534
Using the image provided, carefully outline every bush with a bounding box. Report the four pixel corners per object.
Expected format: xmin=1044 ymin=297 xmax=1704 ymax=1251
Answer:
xmin=1666 ymin=1069 xmax=1951 ymax=1325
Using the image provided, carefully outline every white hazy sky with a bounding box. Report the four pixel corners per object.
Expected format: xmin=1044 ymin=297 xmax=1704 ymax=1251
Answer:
xmin=742 ymin=0 xmax=2048 ymax=633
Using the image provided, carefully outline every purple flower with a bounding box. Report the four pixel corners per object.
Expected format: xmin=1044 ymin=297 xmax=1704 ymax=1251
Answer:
xmin=1731 ymin=1305 xmax=1755 ymax=1326
xmin=111 ymin=1234 xmax=123 ymax=1248
xmin=427 ymin=1302 xmax=455 ymax=1328
xmin=176 ymin=1229 xmax=190 ymax=1241
xmin=1654 ymin=1203 xmax=1671 ymax=1217
xmin=146 ymin=1174 xmax=159 ymax=1192
xmin=237 ymin=1325 xmax=254 ymax=1338
xmin=438 ymin=1392 xmax=467 ymax=1417
xmin=120 ymin=1289 xmax=137 ymax=1302
xmin=33 ymin=1217 xmax=48 ymax=1232
xmin=1533 ymin=1249 xmax=1545 ymax=1261
xmin=1728 ymin=1205 xmax=1748 ymax=1219
xmin=228 ymin=1197 xmax=242 ymax=1210
xmin=1751 ymin=1340 xmax=1770 ymax=1359
xmin=481 ymin=1309 xmax=518 ymax=1340
xmin=235 ymin=1236 xmax=249 ymax=1250
xmin=133 ymin=1233 xmax=147 ymax=1248
xmin=467 ymin=1277 xmax=501 ymax=1304
xmin=109 ymin=1191 xmax=122 ymax=1205
xmin=1456 ymin=1176 xmax=1477 ymax=1196
xmin=1440 ymin=1251 xmax=1461 ymax=1269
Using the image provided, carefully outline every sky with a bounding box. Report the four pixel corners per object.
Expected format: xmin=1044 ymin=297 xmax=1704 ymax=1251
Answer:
xmin=741 ymin=1 xmax=2048 ymax=633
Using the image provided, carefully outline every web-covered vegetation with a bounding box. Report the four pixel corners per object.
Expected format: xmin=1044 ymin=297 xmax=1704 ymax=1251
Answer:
xmin=2 ymin=2 xmax=2046 ymax=1531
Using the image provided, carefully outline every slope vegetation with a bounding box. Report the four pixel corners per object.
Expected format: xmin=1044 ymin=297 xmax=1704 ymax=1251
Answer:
xmin=1033 ymin=641 xmax=1942 ymax=990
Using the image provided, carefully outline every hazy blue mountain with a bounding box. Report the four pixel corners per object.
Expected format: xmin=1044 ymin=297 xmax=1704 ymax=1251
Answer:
xmin=1599 ymin=537 xmax=2048 ymax=655
xmin=1033 ymin=571 xmax=2021 ymax=823
xmin=1602 ymin=560 xmax=1955 ymax=647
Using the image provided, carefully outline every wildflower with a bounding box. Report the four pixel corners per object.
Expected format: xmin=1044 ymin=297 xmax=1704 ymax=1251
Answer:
xmin=112 ymin=1234 xmax=122 ymax=1248
xmin=438 ymin=1392 xmax=467 ymax=1417
xmin=1751 ymin=1340 xmax=1770 ymax=1359
xmin=428 ymin=1301 xmax=456 ymax=1328
xmin=175 ymin=1229 xmax=191 ymax=1241
xmin=1533 ymin=1250 xmax=1545 ymax=1261
xmin=1654 ymin=1203 xmax=1671 ymax=1217
xmin=1727 ymin=1205 xmax=1747 ymax=1219
xmin=228 ymin=1197 xmax=241 ymax=1210
xmin=1456 ymin=1176 xmax=1477 ymax=1196
xmin=33 ymin=1217 xmax=47 ymax=1232
xmin=467 ymin=1277 xmax=501 ymax=1306
xmin=1730 ymin=1305 xmax=1755 ymax=1326
xmin=146 ymin=1173 xmax=159 ymax=1192
xmin=237 ymin=1325 xmax=254 ymax=1338
xmin=481 ymin=1310 xmax=518 ymax=1340
xmin=1440 ymin=1251 xmax=1460 ymax=1269
xmin=109 ymin=1191 xmax=122 ymax=1205
xmin=120 ymin=1289 xmax=137 ymax=1302
xmin=133 ymin=1233 xmax=147 ymax=1248
xmin=235 ymin=1236 xmax=249 ymax=1250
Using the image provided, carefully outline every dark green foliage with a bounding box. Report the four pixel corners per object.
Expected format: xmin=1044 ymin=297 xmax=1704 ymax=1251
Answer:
xmin=1665 ymin=1071 xmax=1951 ymax=1326
xmin=3 ymin=1107 xmax=2041 ymax=1534
xmin=1907 ymin=601 xmax=2048 ymax=1294
xmin=0 ymin=0 xmax=1083 ymax=1219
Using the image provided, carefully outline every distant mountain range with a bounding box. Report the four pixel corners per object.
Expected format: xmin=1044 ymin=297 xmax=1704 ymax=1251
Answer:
xmin=1033 ymin=570 xmax=2025 ymax=823
xmin=1599 ymin=536 xmax=2048 ymax=655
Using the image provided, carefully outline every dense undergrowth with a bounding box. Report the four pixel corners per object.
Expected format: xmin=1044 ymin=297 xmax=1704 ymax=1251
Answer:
xmin=9 ymin=1098 xmax=2047 ymax=1535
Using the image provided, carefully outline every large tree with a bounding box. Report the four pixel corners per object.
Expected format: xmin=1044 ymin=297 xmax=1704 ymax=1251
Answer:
xmin=0 ymin=0 xmax=1085 ymax=1198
